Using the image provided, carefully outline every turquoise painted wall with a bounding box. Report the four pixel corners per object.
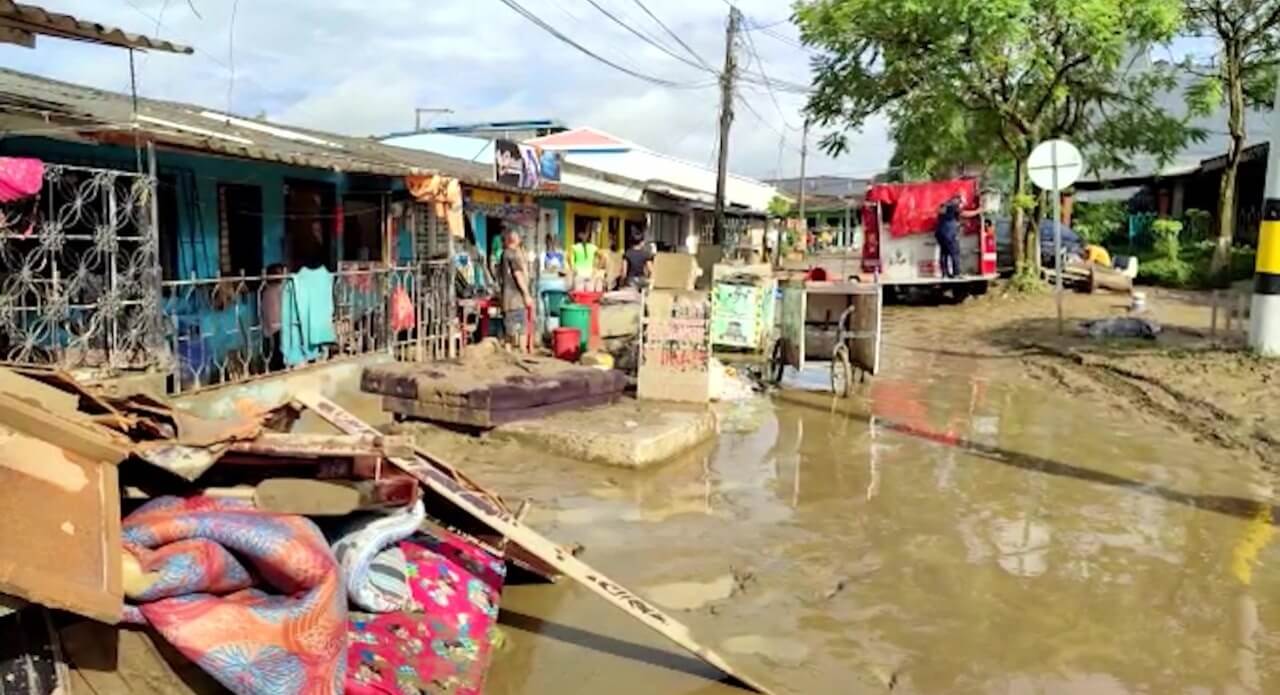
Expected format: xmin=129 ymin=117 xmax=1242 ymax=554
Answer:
xmin=0 ymin=137 xmax=349 ymax=279
xmin=540 ymin=198 xmax=567 ymax=246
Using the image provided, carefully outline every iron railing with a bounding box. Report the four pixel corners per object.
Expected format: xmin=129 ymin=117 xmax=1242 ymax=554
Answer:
xmin=0 ymin=163 xmax=166 ymax=374
xmin=162 ymin=261 xmax=455 ymax=395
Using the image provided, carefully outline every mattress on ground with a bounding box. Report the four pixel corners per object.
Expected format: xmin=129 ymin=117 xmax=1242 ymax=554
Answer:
xmin=363 ymin=357 xmax=626 ymax=413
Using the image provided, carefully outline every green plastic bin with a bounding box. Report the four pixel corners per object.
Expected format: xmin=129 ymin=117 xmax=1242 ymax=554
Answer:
xmin=559 ymin=303 xmax=591 ymax=350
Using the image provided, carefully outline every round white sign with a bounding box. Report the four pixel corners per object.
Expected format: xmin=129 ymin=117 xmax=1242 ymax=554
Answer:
xmin=1028 ymin=139 xmax=1084 ymax=191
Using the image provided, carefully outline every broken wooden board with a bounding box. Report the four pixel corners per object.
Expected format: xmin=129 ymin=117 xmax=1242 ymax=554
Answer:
xmin=294 ymin=393 xmax=774 ymax=695
xmin=132 ymin=442 xmax=230 ymax=482
xmin=0 ymin=422 xmax=123 ymax=624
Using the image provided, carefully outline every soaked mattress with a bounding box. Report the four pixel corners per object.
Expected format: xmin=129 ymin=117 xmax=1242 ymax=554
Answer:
xmin=363 ymin=356 xmax=627 ymax=428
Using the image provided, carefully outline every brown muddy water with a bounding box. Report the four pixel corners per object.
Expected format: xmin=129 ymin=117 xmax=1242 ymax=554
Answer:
xmin=425 ymin=345 xmax=1279 ymax=694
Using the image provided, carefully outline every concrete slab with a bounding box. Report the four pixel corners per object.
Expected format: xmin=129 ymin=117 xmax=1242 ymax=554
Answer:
xmin=492 ymin=399 xmax=718 ymax=469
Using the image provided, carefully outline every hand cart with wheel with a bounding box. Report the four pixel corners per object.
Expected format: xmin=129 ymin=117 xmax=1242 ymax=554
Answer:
xmin=767 ymin=280 xmax=883 ymax=397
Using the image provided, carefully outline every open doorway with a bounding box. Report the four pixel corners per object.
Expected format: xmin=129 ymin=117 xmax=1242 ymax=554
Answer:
xmin=285 ymin=180 xmax=336 ymax=270
xmin=217 ymin=183 xmax=264 ymax=276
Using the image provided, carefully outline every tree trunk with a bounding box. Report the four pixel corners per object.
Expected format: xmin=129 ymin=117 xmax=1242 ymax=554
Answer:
xmin=1012 ymin=158 xmax=1028 ymax=275
xmin=1213 ymin=45 xmax=1247 ymax=278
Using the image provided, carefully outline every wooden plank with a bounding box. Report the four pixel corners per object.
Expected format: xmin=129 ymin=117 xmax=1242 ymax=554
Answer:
xmin=294 ymin=392 xmax=774 ymax=695
xmin=0 ymin=424 xmax=123 ymax=624
xmin=133 ymin=442 xmax=230 ymax=482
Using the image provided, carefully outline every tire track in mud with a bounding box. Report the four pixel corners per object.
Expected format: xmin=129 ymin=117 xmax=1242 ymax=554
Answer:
xmin=1020 ymin=343 xmax=1278 ymax=469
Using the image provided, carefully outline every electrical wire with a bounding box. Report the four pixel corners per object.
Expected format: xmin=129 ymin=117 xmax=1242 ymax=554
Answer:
xmin=583 ymin=0 xmax=713 ymax=73
xmin=496 ymin=0 xmax=715 ymax=89
xmin=741 ymin=24 xmax=798 ymax=129
xmin=630 ymin=0 xmax=715 ymax=71
xmin=226 ymin=0 xmax=240 ymax=114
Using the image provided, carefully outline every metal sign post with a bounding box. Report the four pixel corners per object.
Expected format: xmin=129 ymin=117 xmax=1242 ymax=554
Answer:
xmin=1028 ymin=139 xmax=1084 ymax=335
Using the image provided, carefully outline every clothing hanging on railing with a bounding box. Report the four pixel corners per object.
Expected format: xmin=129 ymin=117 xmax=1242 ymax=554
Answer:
xmin=0 ymin=157 xmax=44 ymax=202
xmin=281 ymin=266 xmax=336 ymax=366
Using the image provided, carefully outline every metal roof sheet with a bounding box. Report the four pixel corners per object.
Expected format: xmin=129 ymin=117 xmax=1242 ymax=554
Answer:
xmin=0 ymin=68 xmax=655 ymax=212
xmin=0 ymin=1 xmax=192 ymax=53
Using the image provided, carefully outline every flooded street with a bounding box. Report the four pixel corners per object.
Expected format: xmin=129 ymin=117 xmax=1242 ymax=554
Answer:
xmin=459 ymin=320 xmax=1280 ymax=694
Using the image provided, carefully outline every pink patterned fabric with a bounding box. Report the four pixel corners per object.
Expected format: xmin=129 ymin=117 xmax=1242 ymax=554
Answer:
xmin=345 ymin=528 xmax=505 ymax=695
xmin=122 ymin=496 xmax=347 ymax=695
xmin=0 ymin=157 xmax=43 ymax=203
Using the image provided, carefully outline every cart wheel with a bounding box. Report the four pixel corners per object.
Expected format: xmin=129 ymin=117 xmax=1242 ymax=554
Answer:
xmin=832 ymin=344 xmax=853 ymax=398
xmin=767 ymin=339 xmax=786 ymax=385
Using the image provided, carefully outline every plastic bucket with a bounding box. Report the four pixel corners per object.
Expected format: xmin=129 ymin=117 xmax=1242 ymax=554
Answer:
xmin=543 ymin=290 xmax=570 ymax=318
xmin=559 ymin=303 xmax=592 ymax=350
xmin=568 ymin=291 xmax=603 ymax=349
xmin=552 ymin=327 xmax=582 ymax=361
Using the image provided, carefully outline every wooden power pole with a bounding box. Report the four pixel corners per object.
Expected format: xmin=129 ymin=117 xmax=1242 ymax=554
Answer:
xmin=797 ymin=119 xmax=809 ymax=233
xmin=713 ymin=6 xmax=741 ymax=243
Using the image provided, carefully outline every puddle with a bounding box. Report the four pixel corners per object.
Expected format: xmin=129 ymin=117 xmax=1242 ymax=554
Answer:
xmin=641 ymin=574 xmax=735 ymax=611
xmin=474 ymin=340 xmax=1280 ymax=694
xmin=722 ymin=635 xmax=811 ymax=667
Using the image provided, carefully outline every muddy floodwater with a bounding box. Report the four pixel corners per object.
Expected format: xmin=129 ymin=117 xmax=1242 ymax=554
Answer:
xmin=439 ymin=331 xmax=1280 ymax=694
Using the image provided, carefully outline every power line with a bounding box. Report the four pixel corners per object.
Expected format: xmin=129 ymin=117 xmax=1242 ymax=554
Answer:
xmin=496 ymin=0 xmax=715 ymax=89
xmin=631 ymin=0 xmax=715 ymax=71
xmin=583 ymin=0 xmax=713 ymax=74
xmin=741 ymin=23 xmax=798 ymax=129
xmin=226 ymin=0 xmax=240 ymax=114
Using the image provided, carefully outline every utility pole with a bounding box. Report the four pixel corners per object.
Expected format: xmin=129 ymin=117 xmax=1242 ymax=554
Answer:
xmin=797 ymin=119 xmax=809 ymax=236
xmin=1250 ymin=76 xmax=1280 ymax=356
xmin=713 ymin=6 xmax=741 ymax=244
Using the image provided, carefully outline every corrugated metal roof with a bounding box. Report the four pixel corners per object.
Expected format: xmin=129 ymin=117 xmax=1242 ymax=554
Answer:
xmin=0 ymin=68 xmax=655 ymax=211
xmin=0 ymin=1 xmax=192 ymax=53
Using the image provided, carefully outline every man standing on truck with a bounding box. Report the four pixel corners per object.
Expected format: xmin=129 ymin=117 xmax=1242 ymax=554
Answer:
xmin=937 ymin=194 xmax=980 ymax=278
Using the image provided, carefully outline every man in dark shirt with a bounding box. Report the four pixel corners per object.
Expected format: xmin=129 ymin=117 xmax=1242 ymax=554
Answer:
xmin=621 ymin=235 xmax=653 ymax=289
xmin=936 ymin=194 xmax=980 ymax=278
xmin=500 ymin=230 xmax=533 ymax=351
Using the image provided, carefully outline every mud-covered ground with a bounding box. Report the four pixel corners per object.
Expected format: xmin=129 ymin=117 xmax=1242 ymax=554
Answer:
xmin=885 ymin=286 xmax=1279 ymax=467
xmin=374 ymin=284 xmax=1280 ymax=695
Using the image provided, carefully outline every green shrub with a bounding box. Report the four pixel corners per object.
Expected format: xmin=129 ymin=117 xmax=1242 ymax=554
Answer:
xmin=1072 ymin=201 xmax=1128 ymax=247
xmin=1139 ymin=257 xmax=1195 ymax=287
xmin=1183 ymin=209 xmax=1211 ymax=242
xmin=1151 ymin=218 xmax=1183 ymax=262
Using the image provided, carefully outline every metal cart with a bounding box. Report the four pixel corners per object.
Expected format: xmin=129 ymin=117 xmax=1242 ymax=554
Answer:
xmin=768 ymin=280 xmax=883 ymax=397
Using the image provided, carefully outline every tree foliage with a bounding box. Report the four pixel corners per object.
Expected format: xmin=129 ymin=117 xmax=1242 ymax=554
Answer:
xmin=1181 ymin=0 xmax=1280 ymax=274
xmin=794 ymin=0 xmax=1200 ymax=276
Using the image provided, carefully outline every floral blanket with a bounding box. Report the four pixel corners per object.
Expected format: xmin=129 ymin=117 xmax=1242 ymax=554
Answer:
xmin=346 ymin=527 xmax=506 ymax=695
xmin=121 ymin=496 xmax=348 ymax=695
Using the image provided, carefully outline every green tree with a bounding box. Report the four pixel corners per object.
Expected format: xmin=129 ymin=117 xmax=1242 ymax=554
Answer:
xmin=795 ymin=0 xmax=1199 ymax=280
xmin=1182 ymin=0 xmax=1280 ymax=275
xmin=767 ymin=195 xmax=795 ymax=218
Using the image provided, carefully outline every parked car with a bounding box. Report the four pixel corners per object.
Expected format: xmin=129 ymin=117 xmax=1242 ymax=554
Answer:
xmin=993 ymin=218 xmax=1084 ymax=275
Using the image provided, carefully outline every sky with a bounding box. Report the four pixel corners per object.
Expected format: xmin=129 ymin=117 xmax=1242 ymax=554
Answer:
xmin=0 ymin=0 xmax=893 ymax=181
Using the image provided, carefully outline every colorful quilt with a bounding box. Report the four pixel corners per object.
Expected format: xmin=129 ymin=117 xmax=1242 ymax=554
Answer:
xmin=121 ymin=496 xmax=347 ymax=695
xmin=346 ymin=528 xmax=506 ymax=695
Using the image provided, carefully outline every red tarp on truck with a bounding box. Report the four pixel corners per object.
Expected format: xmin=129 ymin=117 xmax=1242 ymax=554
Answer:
xmin=865 ymin=179 xmax=979 ymax=238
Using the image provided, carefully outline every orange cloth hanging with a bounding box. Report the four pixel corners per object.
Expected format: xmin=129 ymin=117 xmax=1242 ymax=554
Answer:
xmin=406 ymin=174 xmax=464 ymax=238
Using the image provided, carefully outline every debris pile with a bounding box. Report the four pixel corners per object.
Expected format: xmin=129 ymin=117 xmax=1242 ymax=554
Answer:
xmin=0 ymin=366 xmax=772 ymax=694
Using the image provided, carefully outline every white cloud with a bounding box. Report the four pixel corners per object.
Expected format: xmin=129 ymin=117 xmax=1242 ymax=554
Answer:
xmin=0 ymin=0 xmax=891 ymax=179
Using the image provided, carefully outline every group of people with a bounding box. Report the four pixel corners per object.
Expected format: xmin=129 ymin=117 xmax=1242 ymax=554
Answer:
xmin=495 ymin=227 xmax=656 ymax=352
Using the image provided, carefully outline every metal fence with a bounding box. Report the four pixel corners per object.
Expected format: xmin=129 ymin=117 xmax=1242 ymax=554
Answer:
xmin=0 ymin=163 xmax=166 ymax=374
xmin=162 ymin=261 xmax=456 ymax=394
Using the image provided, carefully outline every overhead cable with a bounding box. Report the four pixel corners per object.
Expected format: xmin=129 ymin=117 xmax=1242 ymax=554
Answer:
xmin=496 ymin=0 xmax=715 ymax=89
xmin=631 ymin=0 xmax=716 ymax=71
xmin=584 ymin=0 xmax=714 ymax=74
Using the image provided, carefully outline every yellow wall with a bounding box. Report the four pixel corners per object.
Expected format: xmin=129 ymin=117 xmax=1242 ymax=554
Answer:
xmin=468 ymin=186 xmax=535 ymax=207
xmin=564 ymin=201 xmax=645 ymax=253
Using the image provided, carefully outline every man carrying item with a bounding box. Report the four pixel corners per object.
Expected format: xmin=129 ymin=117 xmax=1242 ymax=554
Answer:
xmin=936 ymin=194 xmax=980 ymax=279
xmin=500 ymin=230 xmax=534 ymax=352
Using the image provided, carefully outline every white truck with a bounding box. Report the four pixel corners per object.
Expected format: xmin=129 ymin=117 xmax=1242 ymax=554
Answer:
xmin=860 ymin=179 xmax=998 ymax=298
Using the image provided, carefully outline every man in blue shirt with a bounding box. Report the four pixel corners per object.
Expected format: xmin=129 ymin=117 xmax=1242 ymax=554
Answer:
xmin=936 ymin=194 xmax=980 ymax=278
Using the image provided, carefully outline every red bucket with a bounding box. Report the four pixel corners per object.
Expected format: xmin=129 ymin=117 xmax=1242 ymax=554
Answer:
xmin=552 ymin=327 xmax=582 ymax=361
